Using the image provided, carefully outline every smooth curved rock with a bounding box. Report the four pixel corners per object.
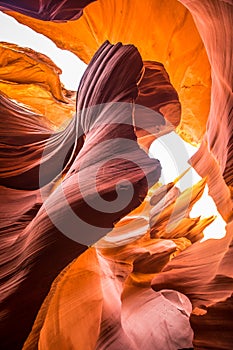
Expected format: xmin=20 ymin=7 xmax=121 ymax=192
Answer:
xmin=22 ymin=238 xmax=193 ymax=350
xmin=3 ymin=0 xmax=211 ymax=145
xmin=0 ymin=1 xmax=233 ymax=349
xmin=182 ymin=0 xmax=233 ymax=222
xmin=0 ymin=42 xmax=161 ymax=349
xmin=0 ymin=0 xmax=95 ymax=21
xmin=135 ymin=61 xmax=181 ymax=151
xmin=22 ymin=173 xmax=213 ymax=349
xmin=0 ymin=42 xmax=75 ymax=127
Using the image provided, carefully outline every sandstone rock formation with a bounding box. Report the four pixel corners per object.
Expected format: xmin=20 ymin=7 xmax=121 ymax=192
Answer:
xmin=0 ymin=0 xmax=232 ymax=349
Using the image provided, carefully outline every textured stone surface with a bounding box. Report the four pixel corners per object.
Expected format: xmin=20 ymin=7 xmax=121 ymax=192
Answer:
xmin=3 ymin=0 xmax=211 ymax=145
xmin=0 ymin=0 xmax=95 ymax=21
xmin=0 ymin=42 xmax=76 ymax=127
xmin=0 ymin=0 xmax=233 ymax=349
xmin=0 ymin=41 xmax=161 ymax=350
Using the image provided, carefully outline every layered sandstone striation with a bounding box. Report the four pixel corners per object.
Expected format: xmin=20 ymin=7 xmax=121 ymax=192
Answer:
xmin=0 ymin=0 xmax=233 ymax=349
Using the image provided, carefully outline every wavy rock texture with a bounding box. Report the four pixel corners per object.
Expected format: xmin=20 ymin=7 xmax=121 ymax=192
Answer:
xmin=0 ymin=41 xmax=161 ymax=349
xmin=0 ymin=42 xmax=75 ymax=127
xmin=135 ymin=61 xmax=181 ymax=151
xmin=23 ymin=179 xmax=213 ymax=350
xmin=0 ymin=0 xmax=95 ymax=21
xmin=0 ymin=92 xmax=80 ymax=190
xmin=2 ymin=0 xmax=211 ymax=145
xmin=182 ymin=0 xmax=233 ymax=223
xmin=23 ymin=247 xmax=193 ymax=350
xmin=0 ymin=0 xmax=233 ymax=349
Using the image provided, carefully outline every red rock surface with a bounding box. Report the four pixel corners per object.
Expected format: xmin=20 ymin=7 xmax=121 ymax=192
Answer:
xmin=0 ymin=41 xmax=161 ymax=349
xmin=0 ymin=0 xmax=95 ymax=21
xmin=0 ymin=1 xmax=233 ymax=349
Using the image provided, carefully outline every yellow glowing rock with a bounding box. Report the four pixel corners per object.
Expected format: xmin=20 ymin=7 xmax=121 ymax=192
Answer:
xmin=0 ymin=42 xmax=75 ymax=128
xmin=23 ymin=248 xmax=103 ymax=350
xmin=4 ymin=0 xmax=211 ymax=144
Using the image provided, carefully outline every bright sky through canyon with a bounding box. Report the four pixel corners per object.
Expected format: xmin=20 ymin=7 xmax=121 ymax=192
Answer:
xmin=0 ymin=11 xmax=226 ymax=241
